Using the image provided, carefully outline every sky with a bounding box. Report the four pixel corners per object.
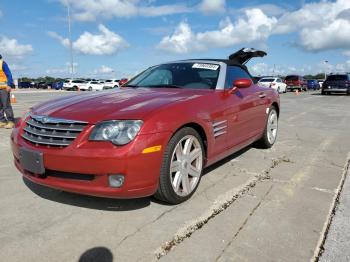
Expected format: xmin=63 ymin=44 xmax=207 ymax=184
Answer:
xmin=1 ymin=0 xmax=350 ymax=79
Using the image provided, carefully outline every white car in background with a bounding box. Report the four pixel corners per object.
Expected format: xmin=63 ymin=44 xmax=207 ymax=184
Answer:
xmin=103 ymin=79 xmax=120 ymax=89
xmin=86 ymin=81 xmax=105 ymax=91
xmin=63 ymin=79 xmax=88 ymax=91
xmin=258 ymin=77 xmax=287 ymax=93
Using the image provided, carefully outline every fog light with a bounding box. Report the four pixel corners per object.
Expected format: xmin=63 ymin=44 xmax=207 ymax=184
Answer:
xmin=108 ymin=174 xmax=125 ymax=188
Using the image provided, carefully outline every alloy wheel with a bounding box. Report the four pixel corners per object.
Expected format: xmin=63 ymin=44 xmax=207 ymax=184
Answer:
xmin=170 ymin=135 xmax=203 ymax=197
xmin=267 ymin=110 xmax=278 ymax=144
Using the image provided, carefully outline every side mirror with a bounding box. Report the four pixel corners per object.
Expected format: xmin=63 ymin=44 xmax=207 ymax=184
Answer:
xmin=228 ymin=78 xmax=252 ymax=94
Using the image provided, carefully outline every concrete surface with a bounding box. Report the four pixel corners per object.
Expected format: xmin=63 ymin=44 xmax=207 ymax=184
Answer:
xmin=0 ymin=91 xmax=349 ymax=262
xmin=319 ymin=160 xmax=350 ymax=262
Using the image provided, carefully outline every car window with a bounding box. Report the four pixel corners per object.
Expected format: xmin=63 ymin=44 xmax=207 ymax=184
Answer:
xmin=326 ymin=75 xmax=348 ymax=81
xmin=127 ymin=62 xmax=220 ymax=89
xmin=276 ymin=79 xmax=282 ymax=83
xmin=225 ymin=66 xmax=252 ymax=88
xmin=259 ymin=78 xmax=274 ymax=82
xmin=105 ymin=80 xmax=112 ymax=82
xmin=285 ymin=75 xmax=299 ymax=81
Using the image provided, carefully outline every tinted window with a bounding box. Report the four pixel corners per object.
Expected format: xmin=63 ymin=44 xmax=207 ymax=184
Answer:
xmin=225 ymin=66 xmax=252 ymax=88
xmin=285 ymin=75 xmax=299 ymax=81
xmin=276 ymin=78 xmax=282 ymax=83
xmin=326 ymin=75 xmax=348 ymax=81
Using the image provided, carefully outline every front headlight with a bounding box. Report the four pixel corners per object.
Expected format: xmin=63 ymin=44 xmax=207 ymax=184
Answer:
xmin=89 ymin=120 xmax=143 ymax=145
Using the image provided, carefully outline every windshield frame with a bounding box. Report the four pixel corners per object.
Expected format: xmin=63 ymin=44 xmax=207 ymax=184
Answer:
xmin=126 ymin=60 xmax=227 ymax=90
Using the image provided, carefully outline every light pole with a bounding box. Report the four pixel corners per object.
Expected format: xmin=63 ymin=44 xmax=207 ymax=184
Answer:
xmin=324 ymin=60 xmax=328 ymax=80
xmin=67 ymin=2 xmax=74 ymax=76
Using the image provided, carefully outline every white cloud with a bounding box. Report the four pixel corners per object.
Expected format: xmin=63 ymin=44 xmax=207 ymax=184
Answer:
xmin=157 ymin=9 xmax=276 ymax=54
xmin=0 ymin=9 xmax=3 ymax=17
xmin=49 ymin=24 xmax=129 ymax=55
xmin=0 ymin=36 xmax=33 ymax=58
xmin=157 ymin=22 xmax=206 ymax=54
xmin=198 ymin=0 xmax=226 ymax=14
xmin=61 ymin=0 xmax=191 ymax=21
xmin=238 ymin=4 xmax=287 ymax=17
xmin=274 ymin=0 xmax=350 ymax=51
xmin=94 ymin=65 xmax=114 ymax=74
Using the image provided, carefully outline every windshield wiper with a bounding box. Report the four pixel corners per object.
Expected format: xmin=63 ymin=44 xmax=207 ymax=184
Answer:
xmin=147 ymin=84 xmax=182 ymax=88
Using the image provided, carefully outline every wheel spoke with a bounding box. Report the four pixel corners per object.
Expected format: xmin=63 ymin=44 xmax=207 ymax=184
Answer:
xmin=189 ymin=148 xmax=201 ymax=163
xmin=181 ymin=174 xmax=191 ymax=194
xmin=175 ymin=143 xmax=184 ymax=161
xmin=183 ymin=137 xmax=194 ymax=155
xmin=172 ymin=172 xmax=182 ymax=192
xmin=188 ymin=165 xmax=201 ymax=177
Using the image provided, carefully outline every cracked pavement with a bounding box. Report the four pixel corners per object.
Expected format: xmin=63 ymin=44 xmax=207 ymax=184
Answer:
xmin=0 ymin=90 xmax=349 ymax=261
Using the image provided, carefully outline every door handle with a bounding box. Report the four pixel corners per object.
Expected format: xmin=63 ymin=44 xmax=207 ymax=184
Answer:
xmin=259 ymin=93 xmax=266 ymax=98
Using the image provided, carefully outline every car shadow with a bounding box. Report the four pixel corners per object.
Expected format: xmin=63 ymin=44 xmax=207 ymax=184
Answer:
xmin=23 ymin=177 xmax=151 ymax=211
xmin=202 ymin=146 xmax=251 ymax=176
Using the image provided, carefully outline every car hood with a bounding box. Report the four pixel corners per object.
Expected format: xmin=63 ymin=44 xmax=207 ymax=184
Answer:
xmin=31 ymin=88 xmax=207 ymax=124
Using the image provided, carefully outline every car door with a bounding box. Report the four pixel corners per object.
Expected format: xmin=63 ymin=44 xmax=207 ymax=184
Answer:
xmin=224 ymin=66 xmax=266 ymax=148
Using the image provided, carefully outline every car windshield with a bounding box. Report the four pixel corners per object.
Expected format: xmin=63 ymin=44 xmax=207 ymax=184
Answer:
xmin=307 ymin=80 xmax=315 ymax=83
xmin=285 ymin=75 xmax=299 ymax=81
xmin=326 ymin=75 xmax=348 ymax=81
xmin=105 ymin=80 xmax=112 ymax=82
xmin=259 ymin=78 xmax=274 ymax=82
xmin=126 ymin=62 xmax=220 ymax=89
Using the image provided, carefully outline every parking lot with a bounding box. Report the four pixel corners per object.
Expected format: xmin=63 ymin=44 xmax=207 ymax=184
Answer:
xmin=0 ymin=90 xmax=349 ymax=261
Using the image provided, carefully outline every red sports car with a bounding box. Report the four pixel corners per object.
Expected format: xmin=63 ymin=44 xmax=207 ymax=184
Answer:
xmin=11 ymin=48 xmax=279 ymax=204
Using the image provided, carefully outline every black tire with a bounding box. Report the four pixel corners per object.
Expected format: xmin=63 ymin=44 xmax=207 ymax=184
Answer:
xmin=73 ymin=86 xmax=78 ymax=91
xmin=277 ymin=87 xmax=280 ymax=93
xmin=154 ymin=127 xmax=204 ymax=204
xmin=88 ymin=86 xmax=92 ymax=91
xmin=255 ymin=106 xmax=278 ymax=149
xmin=321 ymin=90 xmax=326 ymax=95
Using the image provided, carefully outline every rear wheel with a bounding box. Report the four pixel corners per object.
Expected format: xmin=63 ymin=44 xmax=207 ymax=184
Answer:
xmin=88 ymin=86 xmax=92 ymax=91
xmin=255 ymin=106 xmax=278 ymax=149
xmin=154 ymin=127 xmax=204 ymax=204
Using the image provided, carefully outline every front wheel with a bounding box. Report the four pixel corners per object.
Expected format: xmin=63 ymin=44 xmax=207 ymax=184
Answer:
xmin=255 ymin=106 xmax=278 ymax=149
xmin=154 ymin=127 xmax=204 ymax=204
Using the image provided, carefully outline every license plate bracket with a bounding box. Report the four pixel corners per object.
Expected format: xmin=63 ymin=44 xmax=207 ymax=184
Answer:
xmin=19 ymin=148 xmax=45 ymax=175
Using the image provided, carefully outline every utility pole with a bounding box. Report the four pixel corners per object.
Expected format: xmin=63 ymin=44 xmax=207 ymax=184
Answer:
xmin=324 ymin=60 xmax=328 ymax=80
xmin=67 ymin=2 xmax=74 ymax=76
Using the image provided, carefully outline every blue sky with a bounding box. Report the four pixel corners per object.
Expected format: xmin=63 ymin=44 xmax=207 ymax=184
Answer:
xmin=1 ymin=0 xmax=350 ymax=79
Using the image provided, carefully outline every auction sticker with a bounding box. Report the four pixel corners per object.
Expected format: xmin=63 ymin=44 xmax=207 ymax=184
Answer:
xmin=192 ymin=63 xmax=219 ymax=70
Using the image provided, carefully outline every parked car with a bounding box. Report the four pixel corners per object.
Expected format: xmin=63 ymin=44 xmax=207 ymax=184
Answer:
xmin=18 ymin=81 xmax=34 ymax=88
xmin=63 ymin=79 xmax=88 ymax=91
xmin=258 ymin=77 xmax=287 ymax=93
xmin=103 ymin=79 xmax=120 ymax=90
xmin=11 ymin=48 xmax=280 ymax=204
xmin=284 ymin=75 xmax=307 ymax=91
xmin=86 ymin=81 xmax=105 ymax=91
xmin=306 ymin=79 xmax=320 ymax=90
xmin=52 ymin=81 xmax=64 ymax=90
xmin=322 ymin=73 xmax=350 ymax=95
xmin=35 ymin=82 xmax=50 ymax=89
xmin=118 ymin=78 xmax=128 ymax=86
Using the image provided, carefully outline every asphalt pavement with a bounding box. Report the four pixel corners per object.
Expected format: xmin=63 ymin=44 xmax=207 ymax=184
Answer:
xmin=0 ymin=90 xmax=349 ymax=262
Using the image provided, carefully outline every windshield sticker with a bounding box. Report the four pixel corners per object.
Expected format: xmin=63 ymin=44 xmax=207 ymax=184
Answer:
xmin=192 ymin=63 xmax=219 ymax=71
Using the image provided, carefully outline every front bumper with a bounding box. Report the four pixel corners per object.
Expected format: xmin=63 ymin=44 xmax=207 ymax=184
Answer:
xmin=11 ymin=125 xmax=172 ymax=198
xmin=323 ymin=87 xmax=348 ymax=93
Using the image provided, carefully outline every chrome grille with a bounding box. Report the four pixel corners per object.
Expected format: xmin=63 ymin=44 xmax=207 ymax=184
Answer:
xmin=22 ymin=115 xmax=88 ymax=147
xmin=212 ymin=120 xmax=227 ymax=138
